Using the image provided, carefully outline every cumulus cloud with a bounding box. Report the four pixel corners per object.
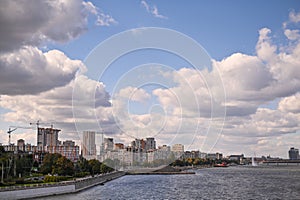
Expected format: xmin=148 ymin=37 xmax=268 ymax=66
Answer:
xmin=0 ymin=0 xmax=116 ymax=52
xmin=0 ymin=74 xmax=114 ymax=134
xmin=284 ymin=29 xmax=300 ymax=40
xmin=0 ymin=0 xmax=117 ymax=96
xmin=0 ymin=46 xmax=85 ymax=95
xmin=256 ymin=28 xmax=277 ymax=61
xmin=144 ymin=25 xmax=300 ymax=151
xmin=289 ymin=10 xmax=300 ymax=24
xmin=278 ymin=93 xmax=300 ymax=114
xmin=117 ymin=87 xmax=151 ymax=103
xmin=141 ymin=0 xmax=168 ymax=19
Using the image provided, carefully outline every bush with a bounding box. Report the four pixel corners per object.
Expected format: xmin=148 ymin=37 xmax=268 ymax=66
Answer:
xmin=15 ymin=178 xmax=25 ymax=184
xmin=74 ymin=172 xmax=90 ymax=178
xmin=44 ymin=175 xmax=70 ymax=183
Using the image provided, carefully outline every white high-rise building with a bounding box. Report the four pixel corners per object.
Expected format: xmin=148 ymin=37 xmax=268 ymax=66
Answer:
xmin=82 ymin=131 xmax=97 ymax=160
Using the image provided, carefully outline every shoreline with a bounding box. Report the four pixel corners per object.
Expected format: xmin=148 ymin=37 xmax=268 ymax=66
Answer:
xmin=0 ymin=171 xmax=126 ymax=200
xmin=126 ymin=171 xmax=195 ymax=175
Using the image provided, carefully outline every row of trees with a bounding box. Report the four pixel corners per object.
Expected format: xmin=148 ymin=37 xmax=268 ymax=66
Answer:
xmin=0 ymin=146 xmax=38 ymax=183
xmin=0 ymin=146 xmax=114 ymax=184
xmin=170 ymin=158 xmax=235 ymax=167
xmin=40 ymin=153 xmax=114 ymax=176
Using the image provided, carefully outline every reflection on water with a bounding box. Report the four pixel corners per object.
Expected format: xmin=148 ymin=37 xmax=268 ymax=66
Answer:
xmin=38 ymin=165 xmax=300 ymax=200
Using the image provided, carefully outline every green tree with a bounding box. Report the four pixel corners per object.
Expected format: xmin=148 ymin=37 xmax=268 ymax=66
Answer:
xmin=88 ymin=159 xmax=101 ymax=175
xmin=100 ymin=163 xmax=113 ymax=174
xmin=52 ymin=156 xmax=74 ymax=176
xmin=16 ymin=154 xmax=34 ymax=177
xmin=40 ymin=153 xmax=62 ymax=174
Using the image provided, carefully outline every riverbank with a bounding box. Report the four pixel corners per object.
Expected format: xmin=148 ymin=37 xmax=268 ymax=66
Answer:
xmin=127 ymin=171 xmax=195 ymax=175
xmin=127 ymin=165 xmax=196 ymax=175
xmin=0 ymin=171 xmax=125 ymax=200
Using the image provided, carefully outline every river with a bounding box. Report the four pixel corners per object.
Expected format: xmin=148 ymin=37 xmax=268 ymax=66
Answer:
xmin=38 ymin=165 xmax=300 ymax=200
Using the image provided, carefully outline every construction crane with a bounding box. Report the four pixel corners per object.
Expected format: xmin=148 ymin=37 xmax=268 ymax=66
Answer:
xmin=29 ymin=120 xmax=53 ymax=129
xmin=7 ymin=128 xmax=17 ymax=145
xmin=7 ymin=126 xmax=33 ymax=145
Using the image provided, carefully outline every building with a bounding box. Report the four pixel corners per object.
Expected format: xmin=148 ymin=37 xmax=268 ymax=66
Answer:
xmin=131 ymin=139 xmax=146 ymax=152
xmin=114 ymin=143 xmax=124 ymax=150
xmin=145 ymin=138 xmax=156 ymax=151
xmin=82 ymin=131 xmax=97 ymax=160
xmin=207 ymin=153 xmax=217 ymax=160
xmin=104 ymin=138 xmax=114 ymax=151
xmin=228 ymin=154 xmax=245 ymax=164
xmin=37 ymin=127 xmax=60 ymax=151
xmin=289 ymin=147 xmax=300 ymax=160
xmin=17 ymin=139 xmax=25 ymax=152
xmin=171 ymin=144 xmax=184 ymax=152
xmin=46 ymin=140 xmax=80 ymax=162
xmin=171 ymin=144 xmax=184 ymax=159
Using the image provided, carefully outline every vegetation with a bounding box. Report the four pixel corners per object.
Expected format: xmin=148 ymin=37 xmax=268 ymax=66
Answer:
xmin=44 ymin=175 xmax=71 ymax=183
xmin=0 ymin=147 xmax=34 ymax=184
xmin=170 ymin=158 xmax=233 ymax=167
xmin=0 ymin=148 xmax=115 ymax=186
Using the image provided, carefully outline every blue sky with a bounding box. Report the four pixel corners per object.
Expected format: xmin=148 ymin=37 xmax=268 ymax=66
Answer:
xmin=58 ymin=1 xmax=298 ymax=61
xmin=0 ymin=0 xmax=300 ymax=158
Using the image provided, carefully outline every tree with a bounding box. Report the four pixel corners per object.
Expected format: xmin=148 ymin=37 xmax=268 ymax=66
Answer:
xmin=16 ymin=154 xmax=34 ymax=177
xmin=100 ymin=163 xmax=113 ymax=174
xmin=52 ymin=156 xmax=74 ymax=176
xmin=40 ymin=153 xmax=62 ymax=174
xmin=88 ymin=159 xmax=101 ymax=175
xmin=76 ymin=156 xmax=90 ymax=173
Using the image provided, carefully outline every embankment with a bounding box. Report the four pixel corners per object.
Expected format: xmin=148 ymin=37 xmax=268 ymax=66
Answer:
xmin=0 ymin=171 xmax=125 ymax=200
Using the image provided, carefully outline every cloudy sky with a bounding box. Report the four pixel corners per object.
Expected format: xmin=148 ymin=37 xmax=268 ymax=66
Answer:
xmin=0 ymin=0 xmax=299 ymax=158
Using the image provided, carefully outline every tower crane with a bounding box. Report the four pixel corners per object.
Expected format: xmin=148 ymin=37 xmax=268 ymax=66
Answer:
xmin=7 ymin=128 xmax=17 ymax=145
xmin=29 ymin=120 xmax=53 ymax=129
xmin=7 ymin=126 xmax=33 ymax=145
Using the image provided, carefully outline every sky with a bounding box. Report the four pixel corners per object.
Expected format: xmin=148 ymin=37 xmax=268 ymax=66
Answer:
xmin=0 ymin=0 xmax=300 ymax=158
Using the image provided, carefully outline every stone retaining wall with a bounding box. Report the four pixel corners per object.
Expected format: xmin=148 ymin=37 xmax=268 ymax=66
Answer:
xmin=0 ymin=171 xmax=125 ymax=200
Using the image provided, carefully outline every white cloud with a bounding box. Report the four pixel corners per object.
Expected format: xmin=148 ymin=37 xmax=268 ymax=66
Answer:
xmin=96 ymin=13 xmax=118 ymax=26
xmin=141 ymin=0 xmax=150 ymax=12
xmin=284 ymin=29 xmax=300 ymax=40
xmin=117 ymin=87 xmax=151 ymax=103
xmin=0 ymin=74 xmax=115 ymax=140
xmin=278 ymin=93 xmax=300 ymax=114
xmin=256 ymin=28 xmax=277 ymax=61
xmin=289 ymin=10 xmax=300 ymax=23
xmin=82 ymin=1 xmax=117 ymax=26
xmin=82 ymin=1 xmax=98 ymax=15
xmin=141 ymin=0 xmax=167 ymax=19
xmin=0 ymin=0 xmax=101 ymax=52
xmin=0 ymin=46 xmax=85 ymax=95
xmin=0 ymin=0 xmax=116 ymax=96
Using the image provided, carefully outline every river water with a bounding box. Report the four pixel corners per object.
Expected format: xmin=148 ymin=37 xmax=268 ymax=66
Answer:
xmin=39 ymin=165 xmax=300 ymax=200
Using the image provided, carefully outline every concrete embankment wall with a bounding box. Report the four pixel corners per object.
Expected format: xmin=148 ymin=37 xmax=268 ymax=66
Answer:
xmin=0 ymin=171 xmax=125 ymax=200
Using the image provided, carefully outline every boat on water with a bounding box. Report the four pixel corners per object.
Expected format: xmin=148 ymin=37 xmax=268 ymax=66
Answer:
xmin=214 ymin=162 xmax=229 ymax=167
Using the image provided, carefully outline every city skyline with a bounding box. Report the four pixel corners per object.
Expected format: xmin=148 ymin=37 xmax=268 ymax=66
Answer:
xmin=3 ymin=128 xmax=299 ymax=160
xmin=0 ymin=1 xmax=300 ymax=159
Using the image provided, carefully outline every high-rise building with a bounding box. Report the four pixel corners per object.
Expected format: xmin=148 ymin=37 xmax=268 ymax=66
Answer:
xmin=17 ymin=139 xmax=25 ymax=152
xmin=289 ymin=147 xmax=300 ymax=160
xmin=46 ymin=140 xmax=80 ymax=162
xmin=37 ymin=127 xmax=60 ymax=151
xmin=82 ymin=131 xmax=96 ymax=159
xmin=104 ymin=138 xmax=114 ymax=151
xmin=131 ymin=139 xmax=146 ymax=152
xmin=171 ymin=144 xmax=184 ymax=152
xmin=146 ymin=138 xmax=156 ymax=151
